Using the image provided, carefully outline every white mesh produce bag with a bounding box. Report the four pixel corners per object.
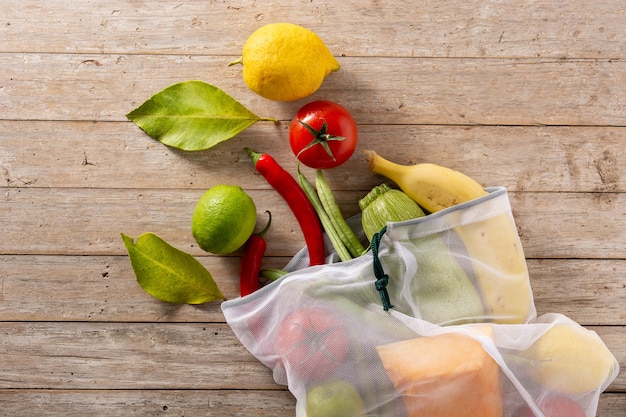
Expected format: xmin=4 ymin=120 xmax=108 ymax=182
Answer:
xmin=221 ymin=187 xmax=618 ymax=416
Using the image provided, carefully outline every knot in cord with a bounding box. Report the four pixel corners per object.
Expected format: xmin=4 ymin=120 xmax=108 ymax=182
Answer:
xmin=371 ymin=226 xmax=393 ymax=311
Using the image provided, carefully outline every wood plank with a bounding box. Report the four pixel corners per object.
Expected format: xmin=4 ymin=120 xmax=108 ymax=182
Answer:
xmin=0 ymin=322 xmax=277 ymax=390
xmin=1 ymin=256 xmax=624 ymax=326
xmin=0 ymin=254 xmax=288 ymax=323
xmin=0 ymin=322 xmax=623 ymax=391
xmin=0 ymin=390 xmax=624 ymax=417
xmin=2 ymin=121 xmax=625 ymax=193
xmin=0 ymin=187 xmax=318 ymax=257
xmin=530 ymin=259 xmax=626 ymax=326
xmin=511 ymin=191 xmax=626 ymax=259
xmin=0 ymin=389 xmax=296 ymax=417
xmin=1 ymin=54 xmax=625 ymax=126
xmin=591 ymin=326 xmax=626 ymax=392
xmin=3 ymin=1 xmax=624 ymax=59
xmin=1 ymin=188 xmax=624 ymax=258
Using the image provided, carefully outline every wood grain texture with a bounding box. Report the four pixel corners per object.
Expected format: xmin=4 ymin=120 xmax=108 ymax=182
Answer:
xmin=3 ymin=0 xmax=625 ymax=59
xmin=1 ymin=188 xmax=624 ymax=258
xmin=1 ymin=121 xmax=624 ymax=192
xmin=1 ymin=0 xmax=624 ymax=414
xmin=0 ymin=322 xmax=623 ymax=391
xmin=0 ymin=389 xmax=296 ymax=417
xmin=0 ymin=390 xmax=625 ymax=417
xmin=1 ymin=54 xmax=625 ymax=125
xmin=1 ymin=256 xmax=624 ymax=326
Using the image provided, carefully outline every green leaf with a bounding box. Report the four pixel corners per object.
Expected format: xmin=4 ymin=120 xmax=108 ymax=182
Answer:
xmin=121 ymin=232 xmax=225 ymax=304
xmin=126 ymin=81 xmax=275 ymax=151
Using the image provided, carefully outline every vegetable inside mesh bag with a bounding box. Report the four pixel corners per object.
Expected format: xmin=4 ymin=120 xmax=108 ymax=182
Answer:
xmin=375 ymin=313 xmax=619 ymax=417
xmin=222 ymin=304 xmax=618 ymax=416
xmin=221 ymin=187 xmax=620 ymax=415
xmin=280 ymin=186 xmax=535 ymax=325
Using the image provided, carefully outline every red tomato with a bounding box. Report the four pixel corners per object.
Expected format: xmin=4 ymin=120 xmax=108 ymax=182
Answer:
xmin=274 ymin=307 xmax=348 ymax=381
xmin=289 ymin=100 xmax=358 ymax=169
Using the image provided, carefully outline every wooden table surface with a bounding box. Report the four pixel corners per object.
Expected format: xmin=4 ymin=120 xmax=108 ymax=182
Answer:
xmin=2 ymin=1 xmax=625 ymax=415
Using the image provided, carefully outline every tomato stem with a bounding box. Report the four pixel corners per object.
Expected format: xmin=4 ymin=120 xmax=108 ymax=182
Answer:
xmin=296 ymin=119 xmax=346 ymax=161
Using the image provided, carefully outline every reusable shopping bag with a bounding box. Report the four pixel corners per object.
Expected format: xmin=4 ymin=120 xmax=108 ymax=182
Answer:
xmin=222 ymin=187 xmax=618 ymax=416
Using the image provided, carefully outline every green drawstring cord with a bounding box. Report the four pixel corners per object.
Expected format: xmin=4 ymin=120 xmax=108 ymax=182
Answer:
xmin=371 ymin=226 xmax=393 ymax=311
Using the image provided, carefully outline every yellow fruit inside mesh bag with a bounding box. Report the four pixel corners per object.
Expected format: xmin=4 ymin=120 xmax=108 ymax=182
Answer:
xmin=376 ymin=327 xmax=502 ymax=417
xmin=522 ymin=323 xmax=618 ymax=394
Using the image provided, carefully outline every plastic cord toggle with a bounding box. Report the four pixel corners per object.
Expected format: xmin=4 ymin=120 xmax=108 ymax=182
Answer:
xmin=371 ymin=226 xmax=393 ymax=311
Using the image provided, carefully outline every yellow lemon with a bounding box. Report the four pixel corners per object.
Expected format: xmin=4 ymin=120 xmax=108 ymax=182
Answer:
xmin=230 ymin=22 xmax=340 ymax=101
xmin=523 ymin=323 xmax=618 ymax=394
xmin=191 ymin=185 xmax=256 ymax=254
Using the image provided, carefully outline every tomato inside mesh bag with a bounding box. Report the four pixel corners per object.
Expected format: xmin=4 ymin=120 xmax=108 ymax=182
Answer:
xmin=221 ymin=187 xmax=618 ymax=416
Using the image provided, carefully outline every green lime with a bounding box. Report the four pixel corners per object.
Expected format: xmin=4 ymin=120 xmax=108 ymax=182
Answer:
xmin=191 ymin=185 xmax=256 ymax=254
xmin=306 ymin=379 xmax=366 ymax=417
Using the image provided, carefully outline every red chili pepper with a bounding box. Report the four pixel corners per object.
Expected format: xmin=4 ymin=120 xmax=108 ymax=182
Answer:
xmin=240 ymin=211 xmax=272 ymax=297
xmin=245 ymin=148 xmax=326 ymax=266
